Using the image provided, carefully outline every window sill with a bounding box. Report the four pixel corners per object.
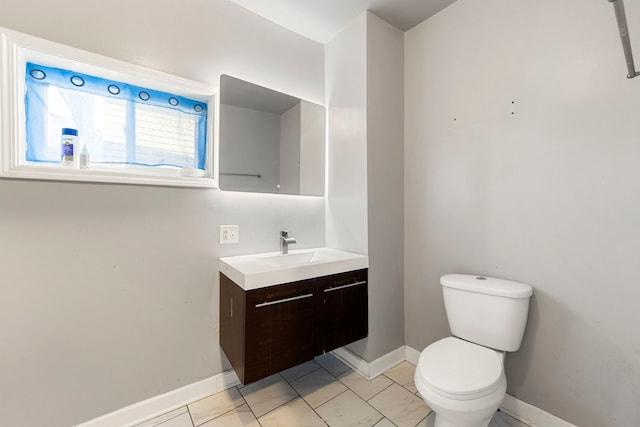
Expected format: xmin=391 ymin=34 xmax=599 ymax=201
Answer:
xmin=1 ymin=163 xmax=216 ymax=188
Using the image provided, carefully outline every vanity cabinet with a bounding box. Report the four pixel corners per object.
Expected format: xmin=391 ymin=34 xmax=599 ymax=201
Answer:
xmin=220 ymin=269 xmax=368 ymax=384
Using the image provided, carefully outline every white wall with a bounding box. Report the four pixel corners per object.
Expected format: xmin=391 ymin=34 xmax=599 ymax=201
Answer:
xmin=326 ymin=12 xmax=405 ymax=362
xmin=0 ymin=1 xmax=325 ymax=426
xmin=299 ymin=101 xmax=326 ymax=195
xmin=325 ymin=13 xmax=369 ymax=256
xmin=404 ymin=0 xmax=640 ymax=426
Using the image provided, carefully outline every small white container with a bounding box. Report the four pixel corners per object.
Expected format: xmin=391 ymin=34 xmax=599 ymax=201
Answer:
xmin=79 ymin=144 xmax=90 ymax=169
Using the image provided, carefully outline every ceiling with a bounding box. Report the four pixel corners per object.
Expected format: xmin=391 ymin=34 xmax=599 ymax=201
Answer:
xmin=226 ymin=0 xmax=459 ymax=44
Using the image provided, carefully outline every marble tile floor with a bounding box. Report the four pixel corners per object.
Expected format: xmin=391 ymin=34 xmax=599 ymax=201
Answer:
xmin=136 ymin=355 xmax=528 ymax=427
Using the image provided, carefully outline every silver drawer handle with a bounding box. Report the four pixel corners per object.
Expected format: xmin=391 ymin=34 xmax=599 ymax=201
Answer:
xmin=324 ymin=280 xmax=367 ymax=293
xmin=255 ymin=293 xmax=314 ymax=308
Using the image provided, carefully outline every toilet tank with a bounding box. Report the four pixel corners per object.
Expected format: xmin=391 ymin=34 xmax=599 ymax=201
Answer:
xmin=441 ymin=274 xmax=533 ymax=352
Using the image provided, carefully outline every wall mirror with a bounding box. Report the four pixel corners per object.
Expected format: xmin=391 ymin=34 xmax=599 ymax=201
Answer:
xmin=219 ymin=75 xmax=325 ymax=196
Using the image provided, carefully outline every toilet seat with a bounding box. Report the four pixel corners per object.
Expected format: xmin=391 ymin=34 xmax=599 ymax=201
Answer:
xmin=416 ymin=337 xmax=504 ymax=401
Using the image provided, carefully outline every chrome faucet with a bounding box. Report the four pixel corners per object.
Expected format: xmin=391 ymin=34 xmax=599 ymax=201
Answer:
xmin=280 ymin=230 xmax=296 ymax=254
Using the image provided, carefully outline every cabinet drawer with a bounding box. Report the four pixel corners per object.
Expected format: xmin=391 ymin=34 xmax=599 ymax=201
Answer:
xmin=246 ymin=278 xmax=316 ymax=308
xmin=316 ymin=269 xmax=367 ymax=288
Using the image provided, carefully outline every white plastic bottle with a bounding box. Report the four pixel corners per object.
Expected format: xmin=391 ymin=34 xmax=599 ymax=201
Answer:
xmin=79 ymin=144 xmax=90 ymax=169
xmin=61 ymin=128 xmax=78 ymax=167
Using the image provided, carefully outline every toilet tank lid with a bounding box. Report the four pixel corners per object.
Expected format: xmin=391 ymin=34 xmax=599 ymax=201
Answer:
xmin=441 ymin=274 xmax=533 ymax=298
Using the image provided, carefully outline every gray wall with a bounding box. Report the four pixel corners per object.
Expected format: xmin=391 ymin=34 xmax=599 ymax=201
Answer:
xmin=279 ymin=103 xmax=301 ymax=194
xmin=359 ymin=12 xmax=405 ymax=362
xmin=404 ymin=0 xmax=640 ymax=426
xmin=326 ymin=12 xmax=405 ymax=362
xmin=0 ymin=1 xmax=325 ymax=426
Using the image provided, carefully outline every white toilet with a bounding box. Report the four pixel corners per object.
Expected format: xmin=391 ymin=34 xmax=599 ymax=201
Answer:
xmin=414 ymin=274 xmax=533 ymax=427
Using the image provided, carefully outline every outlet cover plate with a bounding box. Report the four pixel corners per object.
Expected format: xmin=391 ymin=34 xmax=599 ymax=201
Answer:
xmin=219 ymin=225 xmax=239 ymax=244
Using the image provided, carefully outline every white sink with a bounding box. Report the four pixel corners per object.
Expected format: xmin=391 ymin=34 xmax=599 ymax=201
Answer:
xmin=257 ymin=251 xmax=315 ymax=267
xmin=219 ymin=247 xmax=369 ymax=290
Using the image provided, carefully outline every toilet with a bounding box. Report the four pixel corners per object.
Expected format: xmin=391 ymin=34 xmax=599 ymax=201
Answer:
xmin=414 ymin=274 xmax=533 ymax=427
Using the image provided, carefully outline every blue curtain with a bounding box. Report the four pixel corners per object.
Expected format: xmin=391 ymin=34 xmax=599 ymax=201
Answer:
xmin=25 ymin=62 xmax=208 ymax=169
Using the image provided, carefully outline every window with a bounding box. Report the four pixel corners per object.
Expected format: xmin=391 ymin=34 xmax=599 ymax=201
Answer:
xmin=0 ymin=26 xmax=218 ymax=187
xmin=25 ymin=62 xmax=207 ymax=169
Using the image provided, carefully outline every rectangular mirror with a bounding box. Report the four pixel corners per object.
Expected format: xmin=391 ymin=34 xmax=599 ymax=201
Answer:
xmin=219 ymin=75 xmax=325 ymax=196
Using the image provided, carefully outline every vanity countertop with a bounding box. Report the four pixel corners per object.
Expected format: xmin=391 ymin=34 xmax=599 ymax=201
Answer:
xmin=219 ymin=247 xmax=368 ymax=290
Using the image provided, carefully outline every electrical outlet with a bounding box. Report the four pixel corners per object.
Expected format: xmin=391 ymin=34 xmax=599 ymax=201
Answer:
xmin=219 ymin=225 xmax=239 ymax=244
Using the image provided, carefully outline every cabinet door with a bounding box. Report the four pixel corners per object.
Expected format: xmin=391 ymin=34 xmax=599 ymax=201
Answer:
xmin=244 ymin=283 xmax=317 ymax=383
xmin=318 ymin=270 xmax=368 ymax=353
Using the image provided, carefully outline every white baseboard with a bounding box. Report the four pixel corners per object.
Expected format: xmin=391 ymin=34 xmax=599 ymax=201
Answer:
xmin=332 ymin=347 xmax=372 ymax=378
xmin=500 ymin=394 xmax=577 ymax=427
xmin=369 ymin=346 xmax=407 ymax=378
xmin=331 ymin=345 xmax=406 ymax=379
xmin=76 ymin=370 xmax=240 ymax=427
xmin=404 ymin=345 xmax=421 ymax=365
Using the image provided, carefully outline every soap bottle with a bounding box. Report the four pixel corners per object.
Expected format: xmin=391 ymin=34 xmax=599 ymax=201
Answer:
xmin=61 ymin=128 xmax=78 ymax=167
xmin=79 ymin=144 xmax=90 ymax=169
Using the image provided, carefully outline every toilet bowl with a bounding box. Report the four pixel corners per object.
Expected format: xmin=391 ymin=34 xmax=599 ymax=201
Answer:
xmin=415 ymin=274 xmax=533 ymax=427
xmin=414 ymin=337 xmax=507 ymax=427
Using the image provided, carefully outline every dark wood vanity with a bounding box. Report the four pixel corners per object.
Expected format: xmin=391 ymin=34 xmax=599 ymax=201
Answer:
xmin=220 ymin=269 xmax=368 ymax=384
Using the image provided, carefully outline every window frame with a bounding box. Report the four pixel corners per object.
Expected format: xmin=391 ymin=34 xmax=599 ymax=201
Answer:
xmin=0 ymin=27 xmax=219 ymax=188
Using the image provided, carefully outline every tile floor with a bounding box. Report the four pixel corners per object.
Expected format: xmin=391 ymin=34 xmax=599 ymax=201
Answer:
xmin=136 ymin=354 xmax=528 ymax=427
